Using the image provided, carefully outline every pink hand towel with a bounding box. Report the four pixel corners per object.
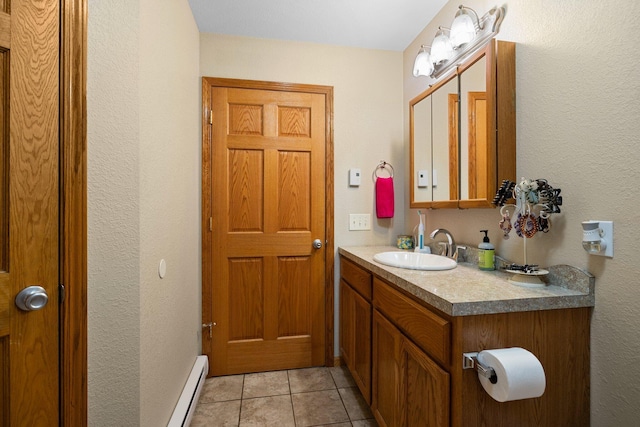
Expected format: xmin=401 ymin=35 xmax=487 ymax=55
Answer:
xmin=376 ymin=177 xmax=394 ymax=218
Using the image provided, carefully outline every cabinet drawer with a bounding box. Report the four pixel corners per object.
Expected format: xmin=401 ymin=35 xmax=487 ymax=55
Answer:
xmin=373 ymin=278 xmax=450 ymax=366
xmin=340 ymin=257 xmax=372 ymax=301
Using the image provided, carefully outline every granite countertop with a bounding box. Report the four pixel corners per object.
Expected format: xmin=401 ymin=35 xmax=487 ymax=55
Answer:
xmin=338 ymin=245 xmax=595 ymax=316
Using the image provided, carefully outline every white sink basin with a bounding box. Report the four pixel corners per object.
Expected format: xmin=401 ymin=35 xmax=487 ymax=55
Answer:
xmin=373 ymin=251 xmax=457 ymax=271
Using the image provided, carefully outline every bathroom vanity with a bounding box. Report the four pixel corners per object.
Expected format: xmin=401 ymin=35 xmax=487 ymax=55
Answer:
xmin=339 ymin=246 xmax=593 ymax=427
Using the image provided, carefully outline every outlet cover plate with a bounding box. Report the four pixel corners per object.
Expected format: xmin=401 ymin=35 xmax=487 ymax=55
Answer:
xmin=349 ymin=213 xmax=371 ymax=231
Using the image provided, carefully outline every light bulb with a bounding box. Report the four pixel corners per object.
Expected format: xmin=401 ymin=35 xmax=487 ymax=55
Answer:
xmin=450 ymin=7 xmax=477 ymax=47
xmin=430 ymin=28 xmax=453 ymax=64
xmin=412 ymin=46 xmax=433 ymax=77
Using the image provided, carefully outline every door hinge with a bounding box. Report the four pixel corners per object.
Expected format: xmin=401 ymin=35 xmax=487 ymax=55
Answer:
xmin=209 ymin=110 xmax=213 ymax=125
xmin=59 ymin=283 xmax=65 ymax=305
xmin=202 ymin=322 xmax=216 ymax=338
xmin=209 ymin=217 xmax=213 ymax=232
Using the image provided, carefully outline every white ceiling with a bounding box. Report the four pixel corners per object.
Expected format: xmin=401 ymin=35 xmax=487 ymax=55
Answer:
xmin=188 ymin=0 xmax=449 ymax=51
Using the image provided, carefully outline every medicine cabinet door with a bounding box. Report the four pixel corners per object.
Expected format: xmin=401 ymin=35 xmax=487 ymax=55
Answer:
xmin=458 ymin=40 xmax=516 ymax=208
xmin=411 ymin=94 xmax=432 ymax=205
xmin=410 ymin=73 xmax=459 ymax=209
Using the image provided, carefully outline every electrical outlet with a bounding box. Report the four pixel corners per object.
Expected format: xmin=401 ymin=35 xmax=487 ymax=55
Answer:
xmin=349 ymin=214 xmax=371 ymax=231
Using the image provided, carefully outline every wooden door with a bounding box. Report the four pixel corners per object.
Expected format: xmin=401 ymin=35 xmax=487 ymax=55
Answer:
xmin=202 ymin=79 xmax=332 ymax=376
xmin=0 ymin=0 xmax=60 ymax=425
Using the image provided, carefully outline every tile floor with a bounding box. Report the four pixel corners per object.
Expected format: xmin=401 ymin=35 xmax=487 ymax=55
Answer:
xmin=191 ymin=366 xmax=378 ymax=426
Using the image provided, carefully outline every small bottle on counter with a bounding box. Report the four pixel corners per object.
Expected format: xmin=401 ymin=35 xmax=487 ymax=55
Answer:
xmin=478 ymin=230 xmax=495 ymax=271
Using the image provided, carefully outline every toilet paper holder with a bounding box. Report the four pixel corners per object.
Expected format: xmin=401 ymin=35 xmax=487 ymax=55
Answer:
xmin=463 ymin=352 xmax=498 ymax=384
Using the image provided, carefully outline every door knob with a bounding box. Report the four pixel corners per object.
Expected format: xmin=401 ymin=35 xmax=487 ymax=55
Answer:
xmin=312 ymin=239 xmax=323 ymax=249
xmin=15 ymin=286 xmax=49 ymax=311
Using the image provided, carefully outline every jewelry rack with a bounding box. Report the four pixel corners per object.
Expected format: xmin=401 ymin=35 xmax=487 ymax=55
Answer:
xmin=493 ymin=178 xmax=563 ymax=287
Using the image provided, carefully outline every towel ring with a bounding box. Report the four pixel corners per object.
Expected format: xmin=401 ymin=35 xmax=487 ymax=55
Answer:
xmin=374 ymin=161 xmax=394 ymax=179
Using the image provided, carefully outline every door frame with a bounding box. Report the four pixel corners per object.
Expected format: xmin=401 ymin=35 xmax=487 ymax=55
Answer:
xmin=201 ymin=77 xmax=335 ymax=367
xmin=60 ymin=0 xmax=88 ymax=425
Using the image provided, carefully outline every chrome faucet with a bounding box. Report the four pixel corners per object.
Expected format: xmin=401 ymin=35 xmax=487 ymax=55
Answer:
xmin=429 ymin=228 xmax=456 ymax=259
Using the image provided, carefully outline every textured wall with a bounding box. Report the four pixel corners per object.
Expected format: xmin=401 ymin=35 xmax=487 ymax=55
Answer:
xmin=199 ymin=33 xmax=404 ymax=354
xmin=87 ymin=0 xmax=141 ymax=424
xmin=88 ymin=0 xmax=201 ymax=425
xmin=139 ymin=0 xmax=201 ymax=425
xmin=403 ymin=1 xmax=640 ymax=424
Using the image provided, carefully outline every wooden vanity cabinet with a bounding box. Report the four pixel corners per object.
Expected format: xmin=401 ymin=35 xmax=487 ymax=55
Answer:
xmin=372 ymin=278 xmax=450 ymax=427
xmin=339 ymin=257 xmax=372 ymax=403
xmin=373 ymin=310 xmax=450 ymax=427
xmin=339 ymin=256 xmax=591 ymax=426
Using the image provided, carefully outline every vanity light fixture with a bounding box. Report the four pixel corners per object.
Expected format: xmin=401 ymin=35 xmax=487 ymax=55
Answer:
xmin=412 ymin=45 xmax=434 ymax=77
xmin=412 ymin=5 xmax=505 ymax=80
xmin=430 ymin=27 xmax=454 ymax=64
xmin=450 ymin=5 xmax=480 ymax=47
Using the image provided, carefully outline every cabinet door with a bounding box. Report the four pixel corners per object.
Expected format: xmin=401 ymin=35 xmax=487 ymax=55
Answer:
xmin=399 ymin=338 xmax=450 ymax=427
xmin=372 ymin=310 xmax=402 ymax=427
xmin=352 ymin=287 xmax=372 ymax=403
xmin=458 ymin=39 xmax=516 ymax=208
xmin=410 ymin=73 xmax=459 ymax=209
xmin=339 ymin=279 xmax=354 ymax=367
xmin=340 ymin=279 xmax=372 ymax=403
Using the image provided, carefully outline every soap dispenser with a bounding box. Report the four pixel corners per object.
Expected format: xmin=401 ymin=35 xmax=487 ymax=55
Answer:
xmin=478 ymin=230 xmax=495 ymax=270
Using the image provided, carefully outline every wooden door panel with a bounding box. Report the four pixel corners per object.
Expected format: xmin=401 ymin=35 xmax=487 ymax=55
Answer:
xmin=206 ymin=82 xmax=328 ymax=376
xmin=401 ymin=338 xmax=450 ymax=427
xmin=352 ymin=288 xmax=372 ymax=403
xmin=0 ymin=49 xmax=7 ymax=271
xmin=278 ymin=106 xmax=311 ymax=137
xmin=229 ymin=103 xmax=263 ymax=135
xmin=278 ymin=151 xmax=310 ymax=231
xmin=278 ymin=256 xmax=311 ymax=337
xmin=372 ymin=310 xmax=401 ymax=427
xmin=226 ymin=336 xmax=312 ymax=373
xmin=467 ymin=92 xmax=487 ymax=199
xmin=0 ymin=0 xmax=60 ymax=424
xmin=339 ymin=280 xmax=353 ymax=367
xmin=228 ymin=258 xmax=264 ymax=341
xmin=228 ymin=149 xmax=263 ymax=232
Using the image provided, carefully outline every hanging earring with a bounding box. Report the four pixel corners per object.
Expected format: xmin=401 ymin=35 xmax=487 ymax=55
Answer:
xmin=499 ymin=206 xmax=513 ymax=239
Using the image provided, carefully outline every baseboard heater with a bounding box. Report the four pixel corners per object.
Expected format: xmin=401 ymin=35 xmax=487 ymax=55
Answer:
xmin=167 ymin=355 xmax=209 ymax=427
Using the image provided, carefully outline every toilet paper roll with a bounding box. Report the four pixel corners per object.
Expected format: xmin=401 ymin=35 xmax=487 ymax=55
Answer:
xmin=476 ymin=347 xmax=546 ymax=402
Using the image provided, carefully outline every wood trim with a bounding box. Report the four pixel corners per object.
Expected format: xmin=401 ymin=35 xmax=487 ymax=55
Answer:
xmin=495 ymin=40 xmax=516 ymax=193
xmin=201 ymin=77 xmax=335 ymax=367
xmin=447 ymin=93 xmax=458 ymax=201
xmin=200 ymin=78 xmax=213 ymax=358
xmin=323 ymin=85 xmax=335 ymax=367
xmin=60 ymin=0 xmax=88 ymax=425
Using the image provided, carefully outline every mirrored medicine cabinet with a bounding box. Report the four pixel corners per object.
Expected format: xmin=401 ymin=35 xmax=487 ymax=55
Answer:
xmin=410 ymin=39 xmax=515 ymax=209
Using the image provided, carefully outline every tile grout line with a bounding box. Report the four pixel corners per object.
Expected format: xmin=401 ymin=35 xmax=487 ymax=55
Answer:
xmin=237 ymin=374 xmax=245 ymax=426
xmin=287 ymin=370 xmax=297 ymax=426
